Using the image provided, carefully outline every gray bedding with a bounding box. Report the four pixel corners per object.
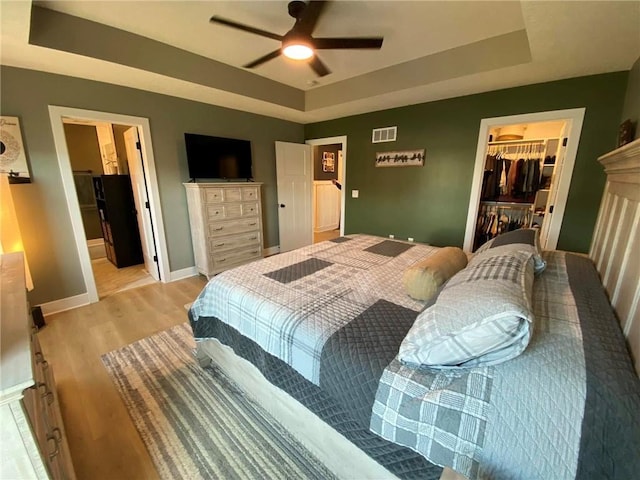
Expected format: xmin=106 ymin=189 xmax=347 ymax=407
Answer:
xmin=189 ymin=235 xmax=640 ymax=479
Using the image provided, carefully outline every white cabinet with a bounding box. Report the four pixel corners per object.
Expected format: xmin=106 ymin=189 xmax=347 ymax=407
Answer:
xmin=184 ymin=183 xmax=264 ymax=277
xmin=0 ymin=252 xmax=76 ymax=480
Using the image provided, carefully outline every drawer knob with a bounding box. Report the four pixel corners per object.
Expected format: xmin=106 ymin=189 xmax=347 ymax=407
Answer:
xmin=249 ymin=222 xmax=256 ymax=226
xmin=215 ymin=243 xmax=225 ymax=247
xmin=214 ymin=227 xmax=223 ymax=231
xmin=219 ymin=258 xmax=226 ymax=262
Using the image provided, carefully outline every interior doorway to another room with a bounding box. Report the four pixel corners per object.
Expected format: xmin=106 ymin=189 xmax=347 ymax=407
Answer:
xmin=49 ymin=105 xmax=170 ymax=305
xmin=311 ymin=143 xmax=342 ymax=243
xmin=463 ymin=108 xmax=585 ymax=252
xmin=63 ymin=120 xmax=157 ymax=299
xmin=274 ymin=136 xmax=346 ymax=253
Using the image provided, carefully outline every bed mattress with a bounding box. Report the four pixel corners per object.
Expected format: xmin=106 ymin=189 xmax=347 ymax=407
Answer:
xmin=190 ymin=235 xmax=640 ymax=479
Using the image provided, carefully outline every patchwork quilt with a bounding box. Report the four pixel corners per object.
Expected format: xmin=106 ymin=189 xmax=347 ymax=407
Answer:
xmin=189 ymin=234 xmax=640 ymax=480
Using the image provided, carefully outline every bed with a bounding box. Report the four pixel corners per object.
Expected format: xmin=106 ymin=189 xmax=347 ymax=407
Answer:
xmin=188 ymin=140 xmax=640 ymax=480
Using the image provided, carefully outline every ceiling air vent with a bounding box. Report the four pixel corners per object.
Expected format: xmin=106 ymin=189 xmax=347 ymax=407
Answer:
xmin=372 ymin=126 xmax=397 ymax=143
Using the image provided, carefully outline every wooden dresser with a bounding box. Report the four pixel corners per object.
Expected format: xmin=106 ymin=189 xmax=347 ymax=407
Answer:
xmin=184 ymin=182 xmax=264 ymax=277
xmin=0 ymin=252 xmax=76 ymax=479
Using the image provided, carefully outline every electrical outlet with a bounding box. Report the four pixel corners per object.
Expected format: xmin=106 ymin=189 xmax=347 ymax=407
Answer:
xmin=389 ymin=234 xmax=395 ymax=239
xmin=408 ymin=237 xmax=414 ymax=242
xmin=351 ymin=190 xmax=359 ymax=198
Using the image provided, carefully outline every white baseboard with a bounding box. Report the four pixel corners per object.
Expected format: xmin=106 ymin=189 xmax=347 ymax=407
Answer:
xmin=263 ymin=246 xmax=280 ymax=257
xmin=87 ymin=238 xmax=106 ymax=259
xmin=168 ymin=266 xmax=198 ymax=282
xmin=40 ymin=293 xmax=90 ymax=316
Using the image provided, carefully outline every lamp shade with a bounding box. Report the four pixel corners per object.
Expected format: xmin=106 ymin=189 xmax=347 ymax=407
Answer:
xmin=0 ymin=174 xmax=33 ymax=290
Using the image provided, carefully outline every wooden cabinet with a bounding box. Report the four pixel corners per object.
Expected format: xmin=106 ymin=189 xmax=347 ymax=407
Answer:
xmin=93 ymin=175 xmax=143 ymax=268
xmin=0 ymin=252 xmax=76 ymax=480
xmin=184 ymin=183 xmax=264 ymax=277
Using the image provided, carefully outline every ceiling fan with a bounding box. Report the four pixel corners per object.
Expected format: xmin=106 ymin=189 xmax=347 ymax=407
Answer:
xmin=210 ymin=0 xmax=384 ymax=77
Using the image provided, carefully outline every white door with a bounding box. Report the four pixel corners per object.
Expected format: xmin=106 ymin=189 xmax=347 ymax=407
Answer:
xmin=124 ymin=127 xmax=160 ymax=280
xmin=539 ymin=137 xmax=567 ymax=248
xmin=275 ymin=141 xmax=313 ymax=252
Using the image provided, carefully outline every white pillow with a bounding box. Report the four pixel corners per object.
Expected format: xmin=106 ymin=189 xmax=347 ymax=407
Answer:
xmin=399 ymin=248 xmax=535 ymax=368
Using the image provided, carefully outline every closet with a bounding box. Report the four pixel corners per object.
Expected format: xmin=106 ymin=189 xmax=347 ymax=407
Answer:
xmin=473 ymin=128 xmax=563 ymax=250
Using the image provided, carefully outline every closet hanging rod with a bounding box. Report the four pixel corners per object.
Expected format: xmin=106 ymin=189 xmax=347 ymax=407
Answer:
xmin=488 ymin=138 xmax=547 ymax=145
xmin=480 ymin=200 xmax=533 ymax=208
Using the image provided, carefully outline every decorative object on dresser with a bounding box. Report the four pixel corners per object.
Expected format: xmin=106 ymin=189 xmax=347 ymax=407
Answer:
xmin=0 ymin=252 xmax=76 ymax=479
xmin=184 ymin=183 xmax=263 ymax=278
xmin=93 ymin=174 xmax=143 ymax=268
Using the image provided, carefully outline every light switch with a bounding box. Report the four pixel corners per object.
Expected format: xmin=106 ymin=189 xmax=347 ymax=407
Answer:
xmin=352 ymin=190 xmax=359 ymax=198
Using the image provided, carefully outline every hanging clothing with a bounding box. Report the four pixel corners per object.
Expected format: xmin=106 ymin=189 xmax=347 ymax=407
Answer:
xmin=474 ymin=203 xmax=532 ymax=250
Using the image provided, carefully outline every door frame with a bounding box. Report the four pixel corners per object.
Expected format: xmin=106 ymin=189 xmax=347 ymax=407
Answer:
xmin=48 ymin=105 xmax=169 ymax=303
xmin=463 ymin=108 xmax=585 ymax=252
xmin=305 ymin=135 xmax=347 ymax=236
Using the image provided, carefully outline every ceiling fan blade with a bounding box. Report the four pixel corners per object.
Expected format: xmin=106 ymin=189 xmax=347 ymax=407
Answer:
xmin=296 ymin=1 xmax=328 ymax=35
xmin=210 ymin=16 xmax=283 ymax=41
xmin=314 ymin=37 xmax=384 ymax=50
xmin=309 ymin=55 xmax=331 ymax=77
xmin=243 ymin=49 xmax=282 ymax=69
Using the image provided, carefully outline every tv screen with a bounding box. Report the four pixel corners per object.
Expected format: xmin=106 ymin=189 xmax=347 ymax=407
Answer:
xmin=184 ymin=133 xmax=253 ymax=180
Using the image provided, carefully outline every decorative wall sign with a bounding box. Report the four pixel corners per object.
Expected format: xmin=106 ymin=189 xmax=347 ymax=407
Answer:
xmin=0 ymin=116 xmax=30 ymax=179
xmin=322 ymin=151 xmax=335 ymax=172
xmin=375 ymin=149 xmax=425 ymax=167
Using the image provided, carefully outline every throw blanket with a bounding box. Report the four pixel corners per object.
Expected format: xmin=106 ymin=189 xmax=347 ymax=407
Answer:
xmin=190 ymin=235 xmax=640 ymax=479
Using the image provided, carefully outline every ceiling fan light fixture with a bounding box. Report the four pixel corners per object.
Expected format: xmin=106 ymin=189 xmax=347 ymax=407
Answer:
xmin=282 ymin=43 xmax=314 ymax=60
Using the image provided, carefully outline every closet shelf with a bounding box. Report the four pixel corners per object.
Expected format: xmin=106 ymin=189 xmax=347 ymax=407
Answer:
xmin=488 ymin=138 xmax=547 ymax=146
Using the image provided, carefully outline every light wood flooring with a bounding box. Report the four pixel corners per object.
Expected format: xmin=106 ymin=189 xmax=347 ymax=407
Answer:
xmin=92 ymin=258 xmax=156 ymax=299
xmin=314 ymin=229 xmax=340 ymax=243
xmin=37 ymin=275 xmax=207 ymax=480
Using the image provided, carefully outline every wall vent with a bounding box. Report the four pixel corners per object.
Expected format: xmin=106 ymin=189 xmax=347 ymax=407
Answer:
xmin=372 ymin=126 xmax=397 ymax=143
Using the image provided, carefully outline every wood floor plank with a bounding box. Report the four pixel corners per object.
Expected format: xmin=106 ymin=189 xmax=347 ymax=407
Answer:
xmin=37 ymin=276 xmax=207 ymax=480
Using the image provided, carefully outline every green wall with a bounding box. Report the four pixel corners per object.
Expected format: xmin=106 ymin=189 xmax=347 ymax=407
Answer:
xmin=1 ymin=66 xmax=303 ymax=305
xmin=621 ymin=55 xmax=640 ymax=140
xmin=305 ymin=72 xmax=628 ymax=252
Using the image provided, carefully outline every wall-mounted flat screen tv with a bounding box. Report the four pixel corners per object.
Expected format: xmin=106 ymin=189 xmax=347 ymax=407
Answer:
xmin=185 ymin=133 xmax=253 ymax=180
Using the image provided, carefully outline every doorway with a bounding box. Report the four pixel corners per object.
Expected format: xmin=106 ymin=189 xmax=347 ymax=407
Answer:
xmin=274 ymin=136 xmax=347 ymax=253
xmin=463 ymin=108 xmax=585 ymax=252
xmin=311 ymin=143 xmax=342 ymax=243
xmin=306 ymin=136 xmax=347 ymax=243
xmin=63 ymin=120 xmax=156 ymax=298
xmin=48 ymin=106 xmax=170 ymax=304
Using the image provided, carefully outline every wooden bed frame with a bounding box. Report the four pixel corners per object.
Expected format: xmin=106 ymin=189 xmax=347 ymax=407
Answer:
xmin=589 ymin=138 xmax=640 ymax=375
xmin=195 ymin=139 xmax=640 ymax=479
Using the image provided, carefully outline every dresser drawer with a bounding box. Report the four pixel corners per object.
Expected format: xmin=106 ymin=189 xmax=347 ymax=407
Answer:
xmin=203 ymin=187 xmax=241 ymax=203
xmin=208 ymin=231 xmax=261 ymax=252
xmin=207 ymin=218 xmax=260 ymax=237
xmin=205 ymin=203 xmax=242 ymax=221
xmin=209 ymin=245 xmax=262 ymax=271
xmin=240 ymin=202 xmax=259 ymax=217
xmin=241 ymin=187 xmax=259 ymax=201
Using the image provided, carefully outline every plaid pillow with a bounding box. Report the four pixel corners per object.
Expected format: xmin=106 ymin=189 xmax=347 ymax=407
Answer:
xmin=474 ymin=228 xmax=546 ymax=274
xmin=399 ymin=248 xmax=535 ymax=368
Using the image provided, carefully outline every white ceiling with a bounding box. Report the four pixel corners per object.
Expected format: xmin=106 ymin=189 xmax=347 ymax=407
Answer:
xmin=1 ymin=1 xmax=639 ymax=123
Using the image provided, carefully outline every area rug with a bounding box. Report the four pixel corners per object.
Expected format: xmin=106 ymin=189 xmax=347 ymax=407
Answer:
xmin=101 ymin=323 xmax=336 ymax=480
